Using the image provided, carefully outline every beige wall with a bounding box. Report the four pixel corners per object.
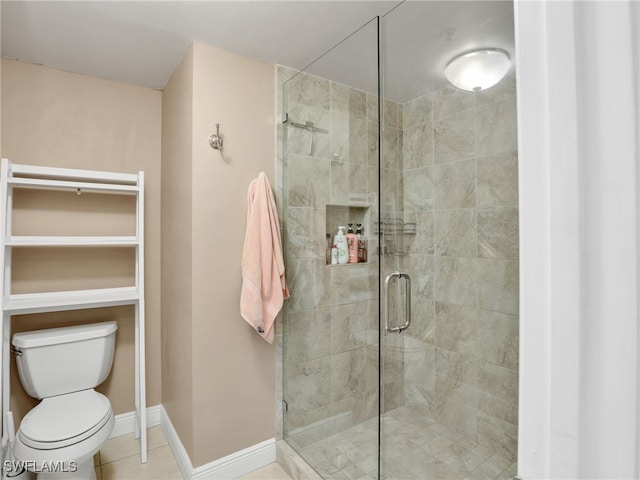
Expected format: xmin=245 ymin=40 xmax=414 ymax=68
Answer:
xmin=3 ymin=41 xmax=277 ymax=469
xmin=190 ymin=42 xmax=276 ymax=467
xmin=161 ymin=46 xmax=195 ymax=458
xmin=161 ymin=42 xmax=277 ymax=468
xmin=1 ymin=59 xmax=162 ymax=421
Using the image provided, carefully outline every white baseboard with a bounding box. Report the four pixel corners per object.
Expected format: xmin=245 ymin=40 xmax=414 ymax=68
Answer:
xmin=160 ymin=405 xmax=276 ymax=480
xmin=160 ymin=405 xmax=193 ymax=480
xmin=191 ymin=437 xmax=276 ymax=480
xmin=109 ymin=405 xmax=275 ymax=478
xmin=110 ymin=404 xmax=162 ymax=438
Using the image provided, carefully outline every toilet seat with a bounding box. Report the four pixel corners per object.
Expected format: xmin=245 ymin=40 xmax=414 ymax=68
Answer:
xmin=18 ymin=390 xmax=112 ymax=450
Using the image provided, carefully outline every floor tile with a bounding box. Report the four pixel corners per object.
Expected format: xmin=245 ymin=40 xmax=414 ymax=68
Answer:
xmin=236 ymin=463 xmax=292 ymax=479
xmin=101 ymin=445 xmax=181 ymax=480
xmin=292 ymin=407 xmax=515 ymax=480
xmin=100 ymin=426 xmax=168 ymax=465
xmin=99 ymin=428 xmax=289 ymax=480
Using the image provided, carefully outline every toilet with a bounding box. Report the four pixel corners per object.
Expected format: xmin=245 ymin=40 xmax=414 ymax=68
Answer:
xmin=11 ymin=321 xmax=118 ymax=480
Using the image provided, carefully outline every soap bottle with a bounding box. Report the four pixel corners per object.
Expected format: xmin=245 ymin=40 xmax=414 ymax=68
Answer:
xmin=331 ymin=244 xmax=338 ymax=264
xmin=356 ymin=224 xmax=367 ymax=263
xmin=346 ymin=223 xmax=359 ymax=264
xmin=334 ymin=226 xmax=349 ymax=264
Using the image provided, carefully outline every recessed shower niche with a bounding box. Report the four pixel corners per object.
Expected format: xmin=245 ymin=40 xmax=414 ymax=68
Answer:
xmin=325 ymin=204 xmax=371 ymax=265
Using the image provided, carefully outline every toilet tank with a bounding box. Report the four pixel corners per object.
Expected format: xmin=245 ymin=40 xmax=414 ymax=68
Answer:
xmin=12 ymin=321 xmax=118 ymax=399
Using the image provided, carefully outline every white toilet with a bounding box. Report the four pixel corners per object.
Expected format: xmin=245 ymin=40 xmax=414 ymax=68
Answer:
xmin=11 ymin=321 xmax=118 ymax=480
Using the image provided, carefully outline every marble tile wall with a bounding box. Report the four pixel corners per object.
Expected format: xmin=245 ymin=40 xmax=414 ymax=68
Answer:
xmin=276 ymin=63 xmax=519 ymax=476
xmin=401 ymin=75 xmax=519 ymax=461
xmin=279 ymin=69 xmax=400 ymax=452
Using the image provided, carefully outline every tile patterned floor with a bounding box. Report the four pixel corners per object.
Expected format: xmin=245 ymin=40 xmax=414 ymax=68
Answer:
xmin=237 ymin=463 xmax=293 ymax=480
xmin=95 ymin=426 xmax=182 ymax=479
xmin=97 ymin=417 xmax=516 ymax=479
xmin=290 ymin=405 xmax=517 ymax=480
xmin=96 ymin=426 xmax=290 ymax=480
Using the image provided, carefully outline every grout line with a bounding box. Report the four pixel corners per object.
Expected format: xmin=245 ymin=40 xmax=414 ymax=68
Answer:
xmin=98 ymin=428 xmax=169 ymax=467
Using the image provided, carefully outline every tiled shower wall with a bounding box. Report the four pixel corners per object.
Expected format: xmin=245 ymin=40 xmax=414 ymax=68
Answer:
xmin=399 ymin=76 xmax=519 ymax=461
xmin=281 ymin=69 xmax=403 ymax=445
xmin=278 ymin=64 xmax=519 ymax=464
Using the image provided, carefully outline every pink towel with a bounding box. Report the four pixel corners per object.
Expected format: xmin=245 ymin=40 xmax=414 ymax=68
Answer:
xmin=240 ymin=172 xmax=289 ymax=343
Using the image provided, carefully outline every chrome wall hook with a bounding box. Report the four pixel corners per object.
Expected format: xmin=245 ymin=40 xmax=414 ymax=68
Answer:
xmin=208 ymin=123 xmax=224 ymax=150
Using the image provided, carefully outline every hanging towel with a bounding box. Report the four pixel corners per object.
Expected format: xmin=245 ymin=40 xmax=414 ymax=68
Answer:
xmin=240 ymin=172 xmax=289 ymax=343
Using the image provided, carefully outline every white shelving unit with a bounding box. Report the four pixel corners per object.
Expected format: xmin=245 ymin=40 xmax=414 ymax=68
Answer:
xmin=0 ymin=158 xmax=147 ymax=463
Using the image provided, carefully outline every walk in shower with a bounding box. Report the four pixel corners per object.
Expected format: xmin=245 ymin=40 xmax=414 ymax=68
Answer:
xmin=278 ymin=2 xmax=518 ymax=478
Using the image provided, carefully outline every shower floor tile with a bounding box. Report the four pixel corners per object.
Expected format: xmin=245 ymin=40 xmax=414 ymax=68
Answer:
xmin=289 ymin=406 xmax=516 ymax=480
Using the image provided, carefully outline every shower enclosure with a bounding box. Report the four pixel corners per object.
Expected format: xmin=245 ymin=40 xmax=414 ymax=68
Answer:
xmin=278 ymin=2 xmax=518 ymax=479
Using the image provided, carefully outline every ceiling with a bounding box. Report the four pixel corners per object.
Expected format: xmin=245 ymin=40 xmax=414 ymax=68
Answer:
xmin=1 ymin=1 xmax=515 ymax=102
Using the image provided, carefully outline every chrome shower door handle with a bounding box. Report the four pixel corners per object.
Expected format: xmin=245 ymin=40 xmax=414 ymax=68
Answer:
xmin=384 ymin=271 xmax=412 ymax=333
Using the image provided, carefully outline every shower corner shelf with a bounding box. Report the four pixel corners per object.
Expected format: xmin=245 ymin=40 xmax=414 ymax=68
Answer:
xmin=327 ymin=261 xmax=369 ymax=267
xmin=375 ymin=218 xmax=417 ymax=236
xmin=0 ymin=158 xmax=148 ymax=464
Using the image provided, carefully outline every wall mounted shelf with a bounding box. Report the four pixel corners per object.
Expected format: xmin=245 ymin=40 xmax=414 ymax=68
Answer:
xmin=0 ymin=158 xmax=147 ymax=463
xmin=6 ymin=236 xmax=139 ymax=246
xmin=375 ymin=217 xmax=417 ymax=236
xmin=4 ymin=287 xmax=141 ymax=315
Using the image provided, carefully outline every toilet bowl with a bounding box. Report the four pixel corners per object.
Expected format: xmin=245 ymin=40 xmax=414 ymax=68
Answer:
xmin=11 ymin=322 xmax=118 ymax=480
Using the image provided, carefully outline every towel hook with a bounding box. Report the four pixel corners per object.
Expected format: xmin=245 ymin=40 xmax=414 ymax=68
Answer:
xmin=208 ymin=123 xmax=224 ymax=150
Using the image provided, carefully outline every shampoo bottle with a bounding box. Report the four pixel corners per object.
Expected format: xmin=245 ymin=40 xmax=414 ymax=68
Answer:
xmin=334 ymin=226 xmax=349 ymax=264
xmin=357 ymin=224 xmax=367 ymax=263
xmin=346 ymin=223 xmax=359 ymax=264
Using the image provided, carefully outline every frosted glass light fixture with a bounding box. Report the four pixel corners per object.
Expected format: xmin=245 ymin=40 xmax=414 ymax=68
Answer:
xmin=444 ymin=48 xmax=511 ymax=91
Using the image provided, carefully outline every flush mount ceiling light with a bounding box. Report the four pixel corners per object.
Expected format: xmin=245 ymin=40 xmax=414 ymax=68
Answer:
xmin=444 ymin=48 xmax=511 ymax=91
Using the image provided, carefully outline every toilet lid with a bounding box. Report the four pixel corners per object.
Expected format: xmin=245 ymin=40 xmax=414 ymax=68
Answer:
xmin=18 ymin=390 xmax=112 ymax=450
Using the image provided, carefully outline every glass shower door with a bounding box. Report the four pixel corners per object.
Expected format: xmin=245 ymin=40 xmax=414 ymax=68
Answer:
xmin=281 ymin=17 xmax=382 ymax=480
xmin=378 ymin=3 xmax=519 ymax=479
xmin=280 ymin=3 xmax=518 ymax=478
